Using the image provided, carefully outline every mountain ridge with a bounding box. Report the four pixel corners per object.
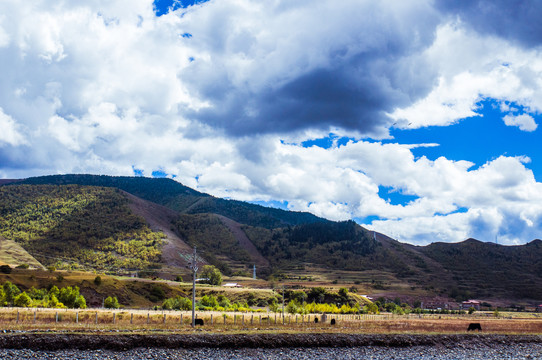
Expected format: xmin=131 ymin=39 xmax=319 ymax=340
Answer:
xmin=1 ymin=174 xmax=542 ymax=302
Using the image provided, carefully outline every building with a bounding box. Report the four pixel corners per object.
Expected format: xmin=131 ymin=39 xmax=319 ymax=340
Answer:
xmin=461 ymin=300 xmax=481 ymax=311
xmin=223 ymin=283 xmax=242 ymax=288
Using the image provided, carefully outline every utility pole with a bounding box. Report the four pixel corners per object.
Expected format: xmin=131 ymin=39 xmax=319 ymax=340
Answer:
xmin=190 ymin=247 xmax=198 ymax=328
xmin=282 ymin=286 xmax=285 ymax=319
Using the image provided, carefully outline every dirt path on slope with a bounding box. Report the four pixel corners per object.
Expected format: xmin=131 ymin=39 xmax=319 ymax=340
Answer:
xmin=216 ymin=214 xmax=270 ymax=269
xmin=123 ymin=191 xmax=194 ymax=270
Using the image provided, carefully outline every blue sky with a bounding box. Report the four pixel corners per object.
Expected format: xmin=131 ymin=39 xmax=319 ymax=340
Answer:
xmin=1 ymin=0 xmax=542 ymax=245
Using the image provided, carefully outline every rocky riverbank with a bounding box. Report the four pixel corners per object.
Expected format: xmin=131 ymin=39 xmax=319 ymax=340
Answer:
xmin=0 ymin=333 xmax=540 ymax=351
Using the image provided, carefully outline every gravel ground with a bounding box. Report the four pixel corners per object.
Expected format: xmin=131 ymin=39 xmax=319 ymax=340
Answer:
xmin=0 ymin=344 xmax=541 ymax=360
xmin=0 ymin=333 xmax=540 ymax=359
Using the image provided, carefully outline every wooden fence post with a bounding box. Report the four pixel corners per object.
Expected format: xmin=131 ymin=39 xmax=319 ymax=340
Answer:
xmin=130 ymin=313 xmax=133 ymax=324
xmin=55 ymin=312 xmax=58 ymax=323
xmin=211 ymin=314 xmax=213 ymax=325
xmin=163 ymin=314 xmax=166 ymax=324
xmin=95 ymin=312 xmax=98 ymax=324
xmin=76 ymin=312 xmax=79 ymax=324
xmin=113 ymin=312 xmax=116 ymax=324
xmin=147 ymin=313 xmax=150 ymax=324
xmin=34 ymin=310 xmax=37 ymax=324
xmin=16 ymin=311 xmax=19 ymax=324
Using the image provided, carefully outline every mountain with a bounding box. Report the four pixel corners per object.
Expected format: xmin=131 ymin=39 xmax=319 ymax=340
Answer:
xmin=1 ymin=174 xmax=542 ymax=302
xmin=20 ymin=174 xmax=326 ymax=229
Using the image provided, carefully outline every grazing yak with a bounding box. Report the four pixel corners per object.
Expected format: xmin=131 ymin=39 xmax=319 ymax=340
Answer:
xmin=467 ymin=323 xmax=482 ymax=331
xmin=195 ymin=318 xmax=204 ymax=326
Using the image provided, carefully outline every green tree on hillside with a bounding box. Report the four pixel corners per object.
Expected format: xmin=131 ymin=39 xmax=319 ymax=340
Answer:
xmin=200 ymin=265 xmax=223 ymax=285
xmin=13 ymin=292 xmax=32 ymax=307
xmin=104 ymin=296 xmax=120 ymax=309
xmin=2 ymin=282 xmax=20 ymax=306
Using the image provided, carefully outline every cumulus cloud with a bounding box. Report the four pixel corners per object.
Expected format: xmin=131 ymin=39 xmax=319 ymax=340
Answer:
xmin=179 ymin=0 xmax=440 ymax=137
xmin=1 ymin=0 xmax=542 ymax=246
xmin=0 ymin=108 xmax=27 ymax=147
xmin=502 ymin=114 xmax=538 ymax=132
xmin=436 ymin=0 xmax=542 ymax=48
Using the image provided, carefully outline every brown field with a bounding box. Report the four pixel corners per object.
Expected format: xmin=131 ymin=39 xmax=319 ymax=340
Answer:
xmin=0 ymin=308 xmax=541 ymax=335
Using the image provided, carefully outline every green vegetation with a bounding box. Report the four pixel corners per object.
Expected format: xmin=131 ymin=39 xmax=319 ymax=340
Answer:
xmin=19 ymin=174 xmax=326 ymax=229
xmin=104 ymin=296 xmax=120 ymax=309
xmin=245 ymin=220 xmax=379 ymax=270
xmin=0 ymin=281 xmax=86 ymax=308
xmin=162 ymin=295 xmax=192 ymax=310
xmin=200 ymin=265 xmax=223 ymax=285
xmin=0 ymin=185 xmax=164 ymax=272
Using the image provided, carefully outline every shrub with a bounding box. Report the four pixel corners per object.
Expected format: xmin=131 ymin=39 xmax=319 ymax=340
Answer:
xmin=0 ymin=265 xmax=12 ymax=274
xmin=16 ymin=264 xmax=29 ymax=269
xmin=104 ymin=296 xmax=120 ymax=309
xmin=2 ymin=281 xmax=20 ymax=305
xmin=13 ymin=292 xmax=32 ymax=307
xmin=148 ymin=285 xmax=166 ymax=302
xmin=94 ymin=276 xmax=102 ymax=286
xmin=200 ymin=265 xmax=222 ymax=286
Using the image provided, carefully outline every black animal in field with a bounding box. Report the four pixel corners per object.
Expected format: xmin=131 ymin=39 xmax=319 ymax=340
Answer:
xmin=467 ymin=323 xmax=482 ymax=331
xmin=330 ymin=319 xmax=336 ymax=325
xmin=195 ymin=318 xmax=204 ymax=326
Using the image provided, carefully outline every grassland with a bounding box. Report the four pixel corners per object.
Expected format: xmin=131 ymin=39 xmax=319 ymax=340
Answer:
xmin=0 ymin=307 xmax=541 ymax=335
xmin=0 ymin=237 xmax=43 ymax=269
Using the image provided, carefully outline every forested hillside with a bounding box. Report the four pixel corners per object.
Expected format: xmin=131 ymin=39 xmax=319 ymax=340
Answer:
xmin=419 ymin=239 xmax=542 ymax=300
xmin=20 ymin=175 xmax=326 ymax=229
xmin=3 ymin=174 xmax=542 ymax=301
xmin=244 ymin=220 xmax=379 ymax=269
xmin=0 ymin=184 xmax=164 ymax=272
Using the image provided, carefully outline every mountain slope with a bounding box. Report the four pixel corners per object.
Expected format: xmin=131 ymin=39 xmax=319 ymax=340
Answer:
xmin=0 ymin=184 xmax=164 ymax=272
xmin=19 ymin=174 xmax=327 ymax=229
xmin=419 ymin=238 xmax=542 ymax=300
xmin=3 ymin=175 xmax=542 ymax=301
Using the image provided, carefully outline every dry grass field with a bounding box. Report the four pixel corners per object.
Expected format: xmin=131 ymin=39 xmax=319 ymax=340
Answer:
xmin=0 ymin=308 xmax=540 ymax=335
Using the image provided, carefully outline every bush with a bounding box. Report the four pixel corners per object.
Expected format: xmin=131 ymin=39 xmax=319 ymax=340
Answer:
xmin=13 ymin=292 xmax=32 ymax=307
xmin=200 ymin=265 xmax=223 ymax=286
xmin=162 ymin=296 xmax=191 ymax=310
xmin=16 ymin=264 xmax=29 ymax=269
xmin=94 ymin=276 xmax=102 ymax=286
xmin=104 ymin=296 xmax=120 ymax=309
xmin=148 ymin=285 xmax=166 ymax=302
xmin=0 ymin=265 xmax=12 ymax=274
xmin=2 ymin=281 xmax=20 ymax=305
xmin=175 ymin=275 xmax=183 ymax=282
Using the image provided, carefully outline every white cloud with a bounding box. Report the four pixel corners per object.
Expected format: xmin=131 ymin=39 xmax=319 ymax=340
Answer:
xmin=0 ymin=108 xmax=27 ymax=146
xmin=1 ymin=0 xmax=542 ymax=247
xmin=390 ymin=23 xmax=542 ymax=129
xmin=503 ymin=113 xmax=538 ymax=132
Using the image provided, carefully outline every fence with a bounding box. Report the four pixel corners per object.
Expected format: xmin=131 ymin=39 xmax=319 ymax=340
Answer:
xmin=0 ymin=308 xmax=533 ymax=331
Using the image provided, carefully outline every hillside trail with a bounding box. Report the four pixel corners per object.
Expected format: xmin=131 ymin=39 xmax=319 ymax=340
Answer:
xmin=123 ymin=191 xmax=194 ymax=270
xmin=215 ymin=214 xmax=270 ymax=269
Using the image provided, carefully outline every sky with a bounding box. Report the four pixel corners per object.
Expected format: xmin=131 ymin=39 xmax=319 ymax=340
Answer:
xmin=1 ymin=0 xmax=542 ymax=246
